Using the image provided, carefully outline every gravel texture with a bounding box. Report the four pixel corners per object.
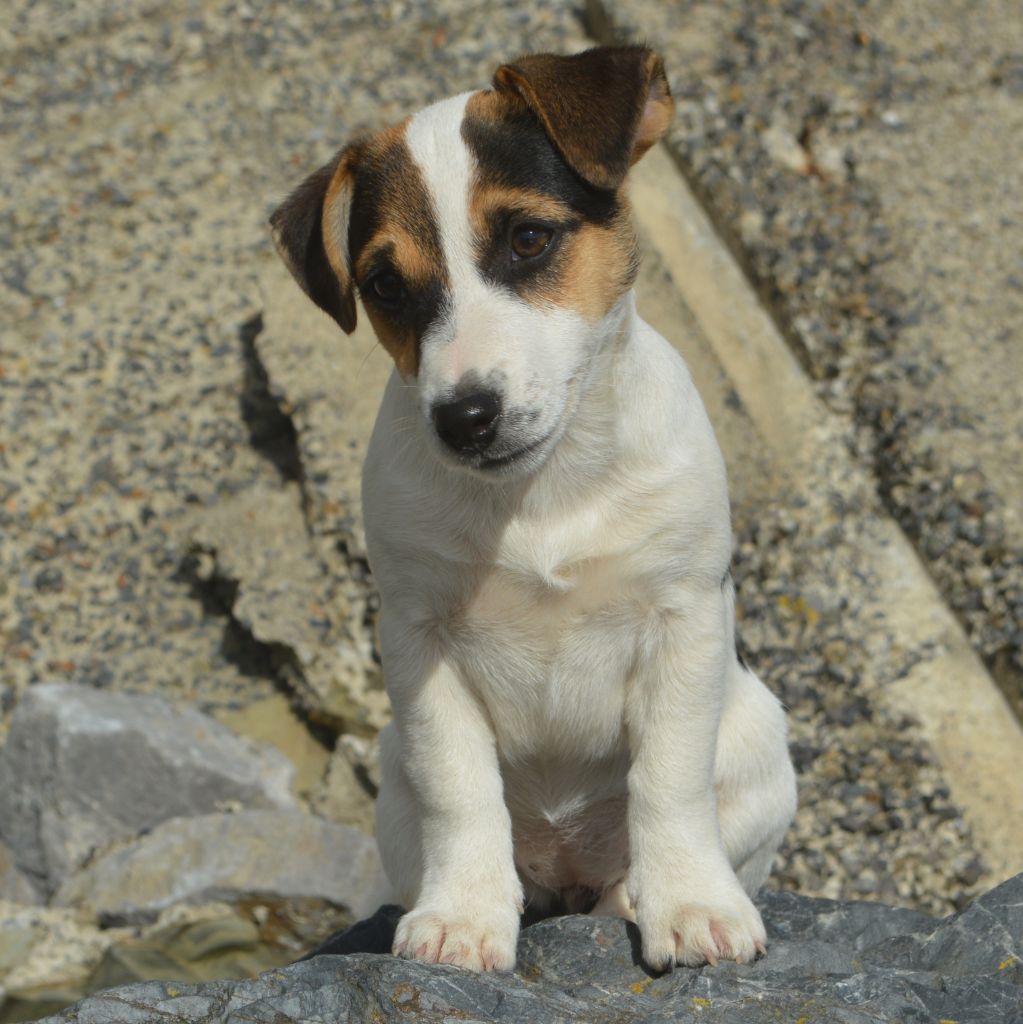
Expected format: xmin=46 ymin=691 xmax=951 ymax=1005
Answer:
xmin=0 ymin=0 xmax=583 ymax=723
xmin=587 ymin=0 xmax=1023 ymax=716
xmin=0 ymin=8 xmax=1016 ymax=1017
xmin=633 ymin=236 xmax=997 ymax=914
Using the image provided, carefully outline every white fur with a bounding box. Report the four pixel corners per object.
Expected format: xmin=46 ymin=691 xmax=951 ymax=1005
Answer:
xmin=405 ymin=94 xmax=602 ymax=476
xmin=365 ymin=95 xmax=797 ymax=973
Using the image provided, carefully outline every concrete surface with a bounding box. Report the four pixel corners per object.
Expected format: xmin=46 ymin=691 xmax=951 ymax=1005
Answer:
xmin=2 ymin=4 xmax=1022 ymax=1005
xmin=631 ymin=144 xmax=1023 ymax=884
xmin=588 ymin=0 xmax=1023 ymax=716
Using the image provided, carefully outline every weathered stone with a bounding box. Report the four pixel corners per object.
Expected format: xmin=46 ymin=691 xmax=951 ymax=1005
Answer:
xmin=307 ymin=738 xmax=377 ymax=835
xmin=0 ymin=921 xmax=46 ymax=976
xmin=0 ymin=685 xmax=296 ymax=895
xmin=0 ymin=841 xmax=39 ymax=906
xmin=247 ymin=296 xmax=392 ymax=736
xmin=0 ymin=899 xmax=358 ymax=1021
xmin=0 ymin=903 xmax=124 ymax=1009
xmin=88 ymin=913 xmax=283 ymax=992
xmin=212 ymin=694 xmax=331 ymax=802
xmin=53 ymin=810 xmax=385 ymax=925
xmin=36 ymin=873 xmax=1023 ymax=1024
xmin=185 ymin=484 xmax=387 ymax=734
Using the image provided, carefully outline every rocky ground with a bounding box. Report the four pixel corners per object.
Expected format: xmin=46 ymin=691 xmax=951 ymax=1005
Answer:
xmin=34 ymin=873 xmax=1023 ymax=1023
xmin=2 ymin=0 xmax=1021 ymax=1019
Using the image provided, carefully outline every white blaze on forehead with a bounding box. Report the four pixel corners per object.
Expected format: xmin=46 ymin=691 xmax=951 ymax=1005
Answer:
xmin=405 ymin=92 xmax=478 ymax=296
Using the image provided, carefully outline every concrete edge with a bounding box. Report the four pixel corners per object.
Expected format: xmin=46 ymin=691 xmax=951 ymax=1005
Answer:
xmin=629 ymin=143 xmax=1023 ymax=883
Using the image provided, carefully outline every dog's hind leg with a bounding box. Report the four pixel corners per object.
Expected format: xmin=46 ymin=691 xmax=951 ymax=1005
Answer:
xmin=590 ymin=879 xmax=637 ymax=921
xmin=714 ymin=663 xmax=798 ymax=897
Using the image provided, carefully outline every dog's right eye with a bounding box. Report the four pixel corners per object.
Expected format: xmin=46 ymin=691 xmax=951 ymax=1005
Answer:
xmin=369 ymin=271 xmax=404 ymax=304
xmin=511 ymin=224 xmax=554 ymax=261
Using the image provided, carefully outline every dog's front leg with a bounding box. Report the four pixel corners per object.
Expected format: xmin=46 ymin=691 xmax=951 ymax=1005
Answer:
xmin=626 ymin=585 xmax=767 ymax=969
xmin=381 ymin=612 xmax=523 ymax=972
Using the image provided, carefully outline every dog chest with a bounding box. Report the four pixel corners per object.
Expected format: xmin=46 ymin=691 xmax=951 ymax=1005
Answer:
xmin=444 ymin=548 xmax=643 ymax=762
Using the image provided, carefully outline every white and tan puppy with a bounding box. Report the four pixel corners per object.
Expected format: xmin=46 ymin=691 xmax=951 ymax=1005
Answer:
xmin=271 ymin=45 xmax=797 ymax=974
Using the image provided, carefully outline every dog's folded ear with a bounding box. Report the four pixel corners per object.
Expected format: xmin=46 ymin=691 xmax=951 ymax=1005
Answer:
xmin=269 ymin=147 xmax=359 ymax=334
xmin=493 ymin=45 xmax=674 ymax=191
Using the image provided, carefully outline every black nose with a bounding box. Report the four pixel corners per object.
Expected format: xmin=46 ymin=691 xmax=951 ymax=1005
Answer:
xmin=432 ymin=390 xmax=502 ymax=455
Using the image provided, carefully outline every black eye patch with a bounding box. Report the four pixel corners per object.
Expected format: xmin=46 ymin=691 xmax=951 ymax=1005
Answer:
xmin=470 ymin=206 xmax=578 ymax=295
xmin=462 ymin=106 xmax=620 ymax=228
xmin=356 ymin=246 xmax=446 ymax=336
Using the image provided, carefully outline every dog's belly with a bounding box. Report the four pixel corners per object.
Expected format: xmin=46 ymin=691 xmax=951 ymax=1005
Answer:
xmin=504 ymin=761 xmax=630 ymax=896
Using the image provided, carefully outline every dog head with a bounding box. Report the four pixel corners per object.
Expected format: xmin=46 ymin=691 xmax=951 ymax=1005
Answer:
xmin=271 ymin=46 xmax=674 ymax=477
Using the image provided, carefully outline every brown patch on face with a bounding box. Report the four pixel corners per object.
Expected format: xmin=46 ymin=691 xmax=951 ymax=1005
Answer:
xmin=545 ymin=210 xmax=639 ymax=321
xmin=354 ymin=225 xmax=439 ymax=289
xmin=362 ymin=304 xmax=417 ymax=377
xmin=344 ymin=120 xmax=448 ymax=375
xmin=496 ymin=205 xmax=638 ymax=322
xmin=468 ymin=183 xmax=576 ymax=241
xmin=271 ymin=118 xmax=447 ymax=375
xmin=463 ymin=86 xmax=639 ymax=321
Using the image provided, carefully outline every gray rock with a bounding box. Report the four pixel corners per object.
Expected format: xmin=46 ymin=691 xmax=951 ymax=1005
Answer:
xmin=53 ymin=810 xmax=385 ymax=925
xmin=38 ymin=873 xmax=1023 ymax=1023
xmin=0 ymin=839 xmax=40 ymax=905
xmin=0 ymin=685 xmax=296 ymax=895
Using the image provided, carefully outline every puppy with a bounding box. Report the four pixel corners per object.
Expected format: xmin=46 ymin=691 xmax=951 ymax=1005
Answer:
xmin=271 ymin=45 xmax=797 ymax=973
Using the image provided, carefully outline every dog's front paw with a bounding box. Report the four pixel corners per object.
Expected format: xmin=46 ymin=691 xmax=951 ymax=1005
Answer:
xmin=636 ymin=884 xmax=766 ymax=970
xmin=393 ymin=905 xmax=519 ymax=972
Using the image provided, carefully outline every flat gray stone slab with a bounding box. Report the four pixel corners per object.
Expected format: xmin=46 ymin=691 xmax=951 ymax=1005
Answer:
xmin=38 ymin=873 xmax=1023 ymax=1023
xmin=53 ymin=809 xmax=384 ymax=925
xmin=0 ymin=684 xmax=295 ymax=895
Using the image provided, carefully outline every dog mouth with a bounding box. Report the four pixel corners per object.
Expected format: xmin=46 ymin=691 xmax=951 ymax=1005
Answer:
xmin=475 ymin=432 xmax=553 ymax=472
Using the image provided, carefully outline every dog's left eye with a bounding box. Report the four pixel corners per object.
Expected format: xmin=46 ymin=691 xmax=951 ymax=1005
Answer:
xmin=369 ymin=271 xmax=404 ymax=304
xmin=511 ymin=224 xmax=554 ymax=261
